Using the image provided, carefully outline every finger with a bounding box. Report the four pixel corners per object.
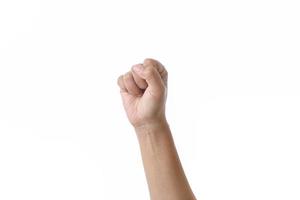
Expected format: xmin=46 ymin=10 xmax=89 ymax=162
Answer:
xmin=131 ymin=64 xmax=148 ymax=90
xmin=143 ymin=58 xmax=168 ymax=86
xmin=132 ymin=64 xmax=165 ymax=95
xmin=123 ymin=71 xmax=144 ymax=96
xmin=117 ymin=75 xmax=128 ymax=93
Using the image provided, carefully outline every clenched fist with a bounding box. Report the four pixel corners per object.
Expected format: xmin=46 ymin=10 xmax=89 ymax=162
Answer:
xmin=117 ymin=58 xmax=168 ymax=129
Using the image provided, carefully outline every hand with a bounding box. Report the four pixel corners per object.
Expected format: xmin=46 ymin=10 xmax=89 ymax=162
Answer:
xmin=117 ymin=58 xmax=168 ymax=129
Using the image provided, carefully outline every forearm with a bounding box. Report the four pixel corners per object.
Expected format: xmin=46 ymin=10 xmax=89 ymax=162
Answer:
xmin=135 ymin=120 xmax=196 ymax=200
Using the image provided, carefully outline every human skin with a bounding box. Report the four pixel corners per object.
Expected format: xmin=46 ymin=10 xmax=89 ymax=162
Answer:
xmin=117 ymin=58 xmax=196 ymax=200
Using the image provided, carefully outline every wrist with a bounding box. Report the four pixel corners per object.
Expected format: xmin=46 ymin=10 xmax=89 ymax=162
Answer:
xmin=134 ymin=118 xmax=175 ymax=158
xmin=134 ymin=117 xmax=168 ymax=131
xmin=134 ymin=118 xmax=170 ymax=138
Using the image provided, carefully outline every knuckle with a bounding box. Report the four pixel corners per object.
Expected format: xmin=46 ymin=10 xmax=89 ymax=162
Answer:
xmin=117 ymin=75 xmax=123 ymax=85
xmin=143 ymin=58 xmax=156 ymax=66
xmin=164 ymin=69 xmax=168 ymax=75
xmin=123 ymin=72 xmax=132 ymax=80
xmin=158 ymin=62 xmax=167 ymax=73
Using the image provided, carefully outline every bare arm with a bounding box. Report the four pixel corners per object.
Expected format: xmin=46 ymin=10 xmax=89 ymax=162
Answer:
xmin=117 ymin=58 xmax=196 ymax=200
xmin=135 ymin=121 xmax=196 ymax=200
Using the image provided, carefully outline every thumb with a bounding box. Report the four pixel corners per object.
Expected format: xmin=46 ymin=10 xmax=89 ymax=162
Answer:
xmin=132 ymin=64 xmax=165 ymax=95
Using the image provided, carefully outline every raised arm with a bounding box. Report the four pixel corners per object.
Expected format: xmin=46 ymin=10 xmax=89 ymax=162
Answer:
xmin=117 ymin=58 xmax=196 ymax=200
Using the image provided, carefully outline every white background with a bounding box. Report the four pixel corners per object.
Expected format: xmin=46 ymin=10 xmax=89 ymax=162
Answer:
xmin=0 ymin=0 xmax=299 ymax=199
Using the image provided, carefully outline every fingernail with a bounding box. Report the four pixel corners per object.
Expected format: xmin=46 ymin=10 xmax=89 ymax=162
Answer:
xmin=132 ymin=64 xmax=143 ymax=73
